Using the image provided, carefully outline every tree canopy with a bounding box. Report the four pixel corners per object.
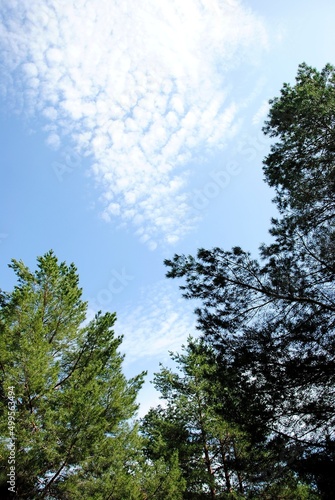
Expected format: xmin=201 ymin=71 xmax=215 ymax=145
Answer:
xmin=1 ymin=62 xmax=335 ymax=499
xmin=142 ymin=338 xmax=296 ymax=499
xmin=164 ymin=63 xmax=335 ymax=499
xmin=0 ymin=252 xmax=185 ymax=499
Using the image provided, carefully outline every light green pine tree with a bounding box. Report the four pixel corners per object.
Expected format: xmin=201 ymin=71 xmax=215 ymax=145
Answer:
xmin=0 ymin=251 xmax=146 ymax=499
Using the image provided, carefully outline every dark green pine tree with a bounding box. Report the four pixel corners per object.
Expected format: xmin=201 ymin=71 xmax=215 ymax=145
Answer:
xmin=0 ymin=251 xmax=147 ymax=499
xmin=142 ymin=338 xmax=275 ymax=499
xmin=164 ymin=64 xmax=335 ymax=499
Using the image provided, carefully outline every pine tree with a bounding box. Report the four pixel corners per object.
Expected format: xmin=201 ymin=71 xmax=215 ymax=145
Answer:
xmin=164 ymin=64 xmax=335 ymax=498
xmin=0 ymin=251 xmax=145 ymax=499
xmin=143 ymin=338 xmax=266 ymax=498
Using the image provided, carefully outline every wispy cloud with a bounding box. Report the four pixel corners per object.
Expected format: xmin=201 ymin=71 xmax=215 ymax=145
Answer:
xmin=0 ymin=0 xmax=268 ymax=247
xmin=252 ymin=99 xmax=270 ymax=125
xmin=115 ymin=280 xmax=197 ymax=364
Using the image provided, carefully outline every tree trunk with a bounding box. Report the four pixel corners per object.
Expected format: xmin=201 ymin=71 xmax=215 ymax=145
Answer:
xmin=220 ymin=438 xmax=232 ymax=492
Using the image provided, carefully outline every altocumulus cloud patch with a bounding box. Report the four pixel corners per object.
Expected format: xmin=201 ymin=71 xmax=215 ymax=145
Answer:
xmin=0 ymin=0 xmax=268 ymax=248
xmin=115 ymin=280 xmax=198 ymax=364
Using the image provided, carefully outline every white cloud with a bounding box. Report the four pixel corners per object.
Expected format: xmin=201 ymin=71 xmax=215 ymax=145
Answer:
xmin=252 ymin=99 xmax=270 ymax=125
xmin=114 ymin=280 xmax=198 ymax=364
xmin=22 ymin=62 xmax=38 ymax=78
xmin=46 ymin=132 xmax=60 ymax=149
xmin=0 ymin=0 xmax=268 ymax=247
xmin=43 ymin=106 xmax=58 ymax=120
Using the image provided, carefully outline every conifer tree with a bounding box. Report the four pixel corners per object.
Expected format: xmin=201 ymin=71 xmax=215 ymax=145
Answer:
xmin=164 ymin=63 xmax=335 ymax=499
xmin=144 ymin=339 xmax=254 ymax=498
xmin=0 ymin=251 xmax=145 ymax=498
xmin=143 ymin=338 xmax=316 ymax=498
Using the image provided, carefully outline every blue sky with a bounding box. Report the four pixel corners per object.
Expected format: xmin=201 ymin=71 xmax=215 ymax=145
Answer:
xmin=1 ymin=0 xmax=335 ymax=415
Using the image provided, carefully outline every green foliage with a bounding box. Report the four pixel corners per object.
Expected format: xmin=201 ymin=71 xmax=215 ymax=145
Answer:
xmin=164 ymin=63 xmax=335 ymax=499
xmin=0 ymin=251 xmax=146 ymax=498
xmin=263 ymin=63 xmax=335 ymax=221
xmin=139 ymin=452 xmax=186 ymax=500
xmin=143 ymin=339 xmax=273 ymax=498
xmin=2 ymin=61 xmax=334 ymax=499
